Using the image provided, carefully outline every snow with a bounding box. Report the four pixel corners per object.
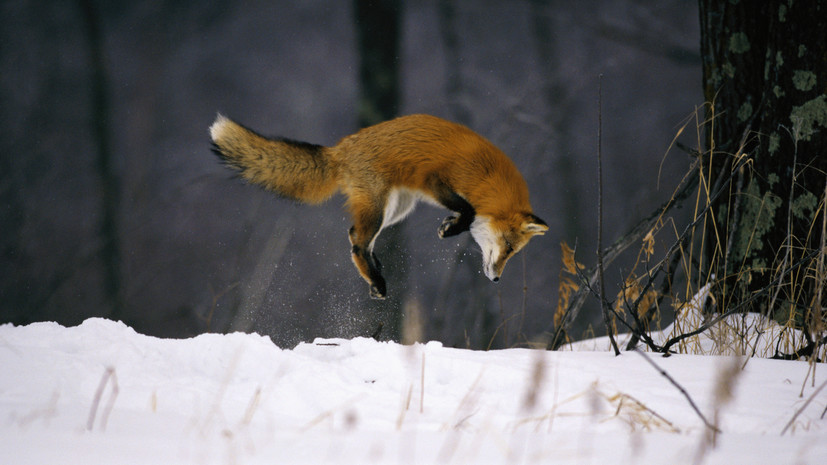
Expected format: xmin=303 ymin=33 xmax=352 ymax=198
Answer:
xmin=1 ymin=318 xmax=825 ymax=464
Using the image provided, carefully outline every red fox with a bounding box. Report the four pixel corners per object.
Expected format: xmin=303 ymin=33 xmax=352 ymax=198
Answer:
xmin=210 ymin=114 xmax=547 ymax=299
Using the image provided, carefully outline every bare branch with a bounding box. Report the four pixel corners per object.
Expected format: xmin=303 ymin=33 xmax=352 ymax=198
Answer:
xmin=596 ymin=74 xmax=620 ymax=356
xmin=633 ymin=348 xmax=719 ymax=433
xmin=548 ymin=161 xmax=699 ymax=349
xmin=86 ymin=366 xmax=118 ymax=431
xmin=781 ymin=377 xmax=827 ymax=435
xmin=661 ymin=249 xmax=820 ymax=354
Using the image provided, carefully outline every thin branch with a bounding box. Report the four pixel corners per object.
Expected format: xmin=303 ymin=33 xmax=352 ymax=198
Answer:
xmin=548 ymin=161 xmax=700 ymax=349
xmin=633 ymin=348 xmax=719 ymax=432
xmin=571 ymin=257 xmax=664 ymax=351
xmin=661 ymin=249 xmax=821 ymax=354
xmin=626 ymin=235 xmax=687 ymax=350
xmin=554 ymin=155 xmax=749 ymax=353
xmin=86 ymin=366 xmax=118 ymax=431
xmin=781 ymin=377 xmax=827 ymax=435
xmin=596 ymin=74 xmax=620 ymax=356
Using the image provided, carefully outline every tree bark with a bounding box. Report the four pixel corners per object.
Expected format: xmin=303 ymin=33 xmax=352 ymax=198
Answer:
xmin=355 ymin=0 xmax=400 ymax=128
xmin=699 ymin=0 xmax=827 ymax=324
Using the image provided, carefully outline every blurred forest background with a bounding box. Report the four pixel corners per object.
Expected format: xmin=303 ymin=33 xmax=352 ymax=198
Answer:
xmin=1 ymin=0 xmax=702 ymax=348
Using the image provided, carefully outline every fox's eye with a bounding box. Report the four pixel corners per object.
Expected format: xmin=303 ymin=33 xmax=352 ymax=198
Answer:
xmin=504 ymin=238 xmax=514 ymax=255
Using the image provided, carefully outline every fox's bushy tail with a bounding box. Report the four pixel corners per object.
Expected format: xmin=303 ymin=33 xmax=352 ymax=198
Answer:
xmin=210 ymin=114 xmax=339 ymax=204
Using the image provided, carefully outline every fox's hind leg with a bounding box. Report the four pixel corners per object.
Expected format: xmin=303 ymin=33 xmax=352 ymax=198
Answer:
xmin=348 ymin=201 xmax=387 ymax=299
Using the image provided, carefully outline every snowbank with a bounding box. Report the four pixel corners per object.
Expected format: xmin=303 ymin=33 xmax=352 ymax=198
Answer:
xmin=1 ymin=318 xmax=825 ymax=464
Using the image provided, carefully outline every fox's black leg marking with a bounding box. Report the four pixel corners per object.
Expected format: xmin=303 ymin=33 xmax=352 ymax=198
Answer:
xmin=432 ymin=184 xmax=475 ymax=238
xmin=351 ymin=242 xmax=387 ymax=299
xmin=366 ymin=264 xmax=387 ymax=299
xmin=439 ymin=214 xmax=474 ymax=238
xmin=349 ymin=210 xmax=387 ymax=299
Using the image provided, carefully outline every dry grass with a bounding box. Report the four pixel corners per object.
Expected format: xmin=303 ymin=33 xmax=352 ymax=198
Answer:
xmin=604 ymin=392 xmax=679 ymax=433
xmin=86 ymin=365 xmax=118 ymax=431
xmin=556 ymin=102 xmax=827 ymax=361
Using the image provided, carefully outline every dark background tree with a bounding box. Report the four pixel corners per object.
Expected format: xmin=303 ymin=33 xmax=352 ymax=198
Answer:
xmin=0 ymin=0 xmax=700 ymax=348
xmin=353 ymin=0 xmax=406 ymax=340
xmin=79 ymin=0 xmax=122 ymax=321
xmin=699 ymin=1 xmax=827 ymax=330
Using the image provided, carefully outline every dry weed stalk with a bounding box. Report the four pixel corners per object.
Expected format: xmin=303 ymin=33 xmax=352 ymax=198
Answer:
xmin=515 ymin=383 xmax=678 ymax=435
xmin=706 ymin=357 xmax=742 ymax=450
xmin=420 ymin=351 xmax=425 ymax=414
xmin=401 ymin=298 xmax=424 ymax=346
xmin=596 ymin=74 xmax=620 ymax=356
xmin=15 ymin=391 xmax=60 ymax=428
xmin=605 ymin=392 xmax=679 ymax=433
xmin=396 ymin=384 xmax=413 ymax=430
xmin=552 ymin=242 xmax=584 ymax=346
xmin=521 ymin=350 xmax=547 ymax=412
xmin=781 ymin=377 xmax=827 ymax=435
xmin=550 ymin=100 xmax=827 ymax=362
xmin=442 ymin=369 xmax=485 ymax=431
xmin=302 ymin=393 xmax=364 ymax=432
xmin=240 ymin=387 xmax=261 ymax=427
xmin=633 ymin=348 xmax=718 ymax=433
xmin=86 ymin=365 xmax=118 ymax=431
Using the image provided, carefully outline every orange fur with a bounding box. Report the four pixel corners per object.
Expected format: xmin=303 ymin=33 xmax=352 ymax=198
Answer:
xmin=211 ymin=113 xmax=547 ymax=298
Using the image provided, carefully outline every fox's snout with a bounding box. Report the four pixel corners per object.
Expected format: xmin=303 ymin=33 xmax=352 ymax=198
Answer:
xmin=481 ymin=249 xmax=503 ymax=282
xmin=483 ymin=262 xmax=501 ymax=282
xmin=472 ymin=214 xmax=548 ymax=283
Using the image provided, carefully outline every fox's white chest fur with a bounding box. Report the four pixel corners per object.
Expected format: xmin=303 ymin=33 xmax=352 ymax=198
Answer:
xmin=379 ymin=188 xmax=442 ymax=230
xmin=378 ymin=187 xmax=501 ymax=282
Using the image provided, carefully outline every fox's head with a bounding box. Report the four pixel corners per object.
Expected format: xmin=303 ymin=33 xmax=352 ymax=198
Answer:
xmin=470 ymin=213 xmax=548 ymax=282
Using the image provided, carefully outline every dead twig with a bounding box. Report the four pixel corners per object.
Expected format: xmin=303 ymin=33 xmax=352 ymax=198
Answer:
xmin=596 ymin=74 xmax=620 ymax=356
xmin=608 ymin=392 xmax=679 ymax=433
xmin=548 ymin=160 xmax=699 ymax=349
xmin=781 ymin=377 xmax=827 ymax=435
xmin=86 ymin=366 xmax=118 ymax=431
xmin=662 ymin=249 xmax=820 ymax=354
xmin=633 ymin=348 xmax=719 ymax=433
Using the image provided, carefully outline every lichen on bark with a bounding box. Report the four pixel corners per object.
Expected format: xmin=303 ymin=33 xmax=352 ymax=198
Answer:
xmin=729 ymin=32 xmax=751 ymax=54
xmin=789 ymin=94 xmax=827 ymax=141
xmin=791 ymin=190 xmax=818 ymax=221
xmin=732 ymin=177 xmax=782 ymax=271
xmin=792 ymin=70 xmax=816 ymax=91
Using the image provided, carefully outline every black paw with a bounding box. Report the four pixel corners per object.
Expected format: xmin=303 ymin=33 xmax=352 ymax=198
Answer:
xmin=369 ymin=283 xmax=387 ymax=300
xmin=368 ymin=272 xmax=387 ymax=299
xmin=438 ymin=215 xmax=459 ymax=238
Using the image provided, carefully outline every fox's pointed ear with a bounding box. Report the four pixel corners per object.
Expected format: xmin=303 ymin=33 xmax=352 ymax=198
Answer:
xmin=523 ymin=214 xmax=548 ymax=236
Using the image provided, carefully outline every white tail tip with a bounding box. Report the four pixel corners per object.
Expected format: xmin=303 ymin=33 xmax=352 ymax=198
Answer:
xmin=209 ymin=113 xmax=231 ymax=142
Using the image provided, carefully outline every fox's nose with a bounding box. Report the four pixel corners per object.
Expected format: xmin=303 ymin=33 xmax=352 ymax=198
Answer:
xmin=492 ymin=277 xmax=499 ymax=282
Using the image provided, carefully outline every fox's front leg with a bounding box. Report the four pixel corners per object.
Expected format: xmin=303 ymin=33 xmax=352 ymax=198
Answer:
xmin=438 ymin=213 xmax=473 ymax=238
xmin=348 ymin=209 xmax=387 ymax=299
xmin=435 ymin=189 xmax=475 ymax=239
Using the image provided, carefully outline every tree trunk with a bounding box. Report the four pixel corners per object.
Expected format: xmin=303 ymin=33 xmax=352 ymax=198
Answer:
xmin=80 ymin=0 xmax=123 ymax=321
xmin=355 ymin=0 xmax=400 ymax=128
xmin=699 ymin=0 xmax=827 ymax=327
xmin=354 ymin=0 xmax=405 ymax=340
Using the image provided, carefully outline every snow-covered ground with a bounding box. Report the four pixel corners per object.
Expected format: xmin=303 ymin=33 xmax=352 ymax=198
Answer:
xmin=1 ymin=318 xmax=825 ymax=464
